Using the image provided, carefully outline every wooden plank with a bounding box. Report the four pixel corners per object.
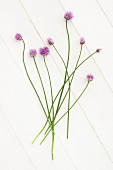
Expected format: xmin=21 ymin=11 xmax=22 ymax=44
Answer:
xmin=0 ymin=108 xmax=36 ymax=170
xmin=59 ymin=0 xmax=113 ymax=89
xmin=58 ymin=0 xmax=113 ymax=162
xmin=0 ymin=0 xmax=78 ymax=169
xmin=0 ymin=34 xmax=77 ymax=170
xmin=96 ymin=0 xmax=113 ymax=27
xmin=0 ymin=0 xmax=112 ymax=169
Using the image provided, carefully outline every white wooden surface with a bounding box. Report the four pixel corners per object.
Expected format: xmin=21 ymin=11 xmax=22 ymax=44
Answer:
xmin=0 ymin=0 xmax=113 ymax=169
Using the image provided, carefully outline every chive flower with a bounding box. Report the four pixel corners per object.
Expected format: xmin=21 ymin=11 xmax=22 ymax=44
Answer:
xmin=29 ymin=49 xmax=37 ymax=57
xmin=96 ymin=49 xmax=102 ymax=53
xmin=47 ymin=38 xmax=54 ymax=45
xmin=87 ymin=74 xmax=94 ymax=81
xmin=39 ymin=47 xmax=50 ymax=57
xmin=15 ymin=33 xmax=22 ymax=40
xmin=64 ymin=11 xmax=74 ymax=20
xmin=80 ymin=37 xmax=85 ymax=45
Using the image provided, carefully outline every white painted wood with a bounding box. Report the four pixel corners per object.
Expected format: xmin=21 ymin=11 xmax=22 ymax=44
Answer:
xmin=58 ymin=0 xmax=113 ymax=162
xmin=0 ymin=0 xmax=113 ymax=169
xmin=0 ymin=30 xmax=77 ymax=170
xmin=96 ymin=0 xmax=113 ymax=28
xmin=59 ymin=0 xmax=113 ymax=89
xmin=0 ymin=108 xmax=36 ymax=170
xmin=19 ymin=0 xmax=113 ymax=167
xmin=0 ymin=0 xmax=78 ymax=169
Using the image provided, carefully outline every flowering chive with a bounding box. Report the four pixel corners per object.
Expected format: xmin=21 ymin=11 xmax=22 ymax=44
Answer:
xmin=87 ymin=74 xmax=94 ymax=81
xmin=15 ymin=33 xmax=22 ymax=40
xmin=15 ymin=10 xmax=101 ymax=160
xmin=96 ymin=48 xmax=102 ymax=53
xmin=47 ymin=38 xmax=54 ymax=45
xmin=64 ymin=12 xmax=74 ymax=20
xmin=80 ymin=37 xmax=85 ymax=45
xmin=39 ymin=47 xmax=50 ymax=57
xmin=29 ymin=49 xmax=37 ymax=57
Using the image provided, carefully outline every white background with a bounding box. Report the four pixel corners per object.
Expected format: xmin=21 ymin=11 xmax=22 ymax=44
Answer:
xmin=0 ymin=0 xmax=113 ymax=169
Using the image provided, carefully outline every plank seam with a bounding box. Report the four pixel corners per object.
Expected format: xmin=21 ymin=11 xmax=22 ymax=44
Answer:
xmin=96 ymin=0 xmax=113 ymax=28
xmin=0 ymin=106 xmax=38 ymax=170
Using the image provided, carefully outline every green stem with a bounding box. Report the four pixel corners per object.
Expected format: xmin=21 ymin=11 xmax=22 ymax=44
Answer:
xmin=67 ymin=44 xmax=83 ymax=138
xmin=40 ymin=81 xmax=90 ymax=144
xmin=44 ymin=125 xmax=50 ymax=135
xmin=54 ymin=20 xmax=71 ymax=121
xmin=52 ymin=44 xmax=71 ymax=89
xmin=43 ymin=57 xmax=55 ymax=160
xmin=32 ymin=121 xmax=48 ymax=144
xmin=45 ymin=45 xmax=70 ymax=137
xmin=54 ymin=46 xmax=85 ymax=121
xmin=22 ymin=40 xmax=48 ymax=119
xmin=58 ymin=50 xmax=96 ymax=113
xmin=43 ymin=58 xmax=54 ymax=121
xmin=59 ymin=46 xmax=83 ymax=110
xmin=33 ymin=51 xmax=96 ymax=139
xmin=55 ymin=82 xmax=90 ymax=125
xmin=33 ymin=57 xmax=52 ymax=123
xmin=52 ymin=45 xmax=70 ymax=138
xmin=52 ymin=44 xmax=71 ymax=139
xmin=75 ymin=45 xmax=83 ymax=68
xmin=50 ymin=51 xmax=96 ymax=115
xmin=67 ymin=85 xmax=71 ymax=139
xmin=52 ymin=44 xmax=70 ymax=81
xmin=40 ymin=130 xmax=50 ymax=145
xmin=52 ymin=124 xmax=54 ymax=160
xmin=77 ymin=52 xmax=96 ymax=68
xmin=44 ymin=51 xmax=96 ymax=134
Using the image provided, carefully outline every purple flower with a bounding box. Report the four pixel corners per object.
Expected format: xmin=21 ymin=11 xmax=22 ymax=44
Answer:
xmin=47 ymin=38 xmax=54 ymax=45
xmin=80 ymin=37 xmax=85 ymax=45
xmin=39 ymin=47 xmax=50 ymax=57
xmin=15 ymin=33 xmax=22 ymax=40
xmin=96 ymin=48 xmax=102 ymax=53
xmin=87 ymin=74 xmax=94 ymax=81
xmin=29 ymin=49 xmax=37 ymax=57
xmin=64 ymin=12 xmax=74 ymax=20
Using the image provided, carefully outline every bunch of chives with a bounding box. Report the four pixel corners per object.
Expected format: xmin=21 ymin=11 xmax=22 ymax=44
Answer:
xmin=15 ymin=11 xmax=101 ymax=160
